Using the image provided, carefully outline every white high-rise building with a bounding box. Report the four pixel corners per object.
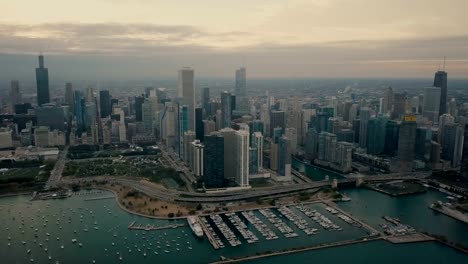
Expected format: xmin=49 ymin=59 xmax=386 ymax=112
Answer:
xmin=191 ymin=140 xmax=204 ymax=177
xmin=0 ymin=128 xmax=13 ymax=148
xmin=423 ymin=86 xmax=441 ymax=123
xmin=235 ymin=130 xmax=250 ymax=187
xmin=178 ymin=67 xmax=195 ymax=131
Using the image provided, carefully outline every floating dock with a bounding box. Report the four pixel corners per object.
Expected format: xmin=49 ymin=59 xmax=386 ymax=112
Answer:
xmin=127 ymin=221 xmax=186 ymax=231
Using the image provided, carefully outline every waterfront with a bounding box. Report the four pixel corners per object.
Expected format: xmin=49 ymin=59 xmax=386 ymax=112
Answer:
xmin=0 ymin=187 xmax=467 ymax=263
xmin=292 ymin=157 xmax=344 ymax=181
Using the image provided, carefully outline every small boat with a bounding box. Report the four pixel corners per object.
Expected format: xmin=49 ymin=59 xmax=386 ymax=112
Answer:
xmin=27 ymin=249 xmax=31 ymax=254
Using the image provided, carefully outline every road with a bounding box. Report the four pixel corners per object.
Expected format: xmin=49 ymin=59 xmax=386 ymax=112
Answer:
xmin=44 ymin=146 xmax=68 ymax=190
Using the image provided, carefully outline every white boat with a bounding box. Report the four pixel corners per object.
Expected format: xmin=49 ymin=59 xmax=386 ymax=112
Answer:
xmin=187 ymin=216 xmax=204 ymax=238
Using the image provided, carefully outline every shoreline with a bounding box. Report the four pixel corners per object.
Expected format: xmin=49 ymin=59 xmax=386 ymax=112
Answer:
xmin=0 ymin=191 xmax=33 ymax=198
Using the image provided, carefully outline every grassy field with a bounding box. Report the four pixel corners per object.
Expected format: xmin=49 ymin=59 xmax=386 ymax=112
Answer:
xmin=0 ymin=168 xmax=42 ymax=183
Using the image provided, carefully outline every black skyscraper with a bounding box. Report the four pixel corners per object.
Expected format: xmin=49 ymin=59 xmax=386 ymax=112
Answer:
xmin=35 ymin=55 xmax=50 ymax=106
xmin=202 ymin=87 xmax=210 ymax=118
xmin=134 ymin=95 xmax=144 ymax=121
xmin=195 ymin=107 xmax=204 ymax=141
xmin=99 ymin=90 xmax=111 ymax=118
xmin=433 ymin=70 xmax=448 ymax=115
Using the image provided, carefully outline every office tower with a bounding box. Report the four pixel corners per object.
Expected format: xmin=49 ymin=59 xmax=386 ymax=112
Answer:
xmin=183 ymin=131 xmax=196 ymax=163
xmin=278 ymin=136 xmax=292 ymax=178
xmin=348 ymin=104 xmax=359 ymax=123
xmin=441 ymin=123 xmax=464 ymax=167
xmin=461 ymin=123 xmax=468 ymax=178
xmin=305 ymin=128 xmax=319 ymax=160
xmin=272 ymin=127 xmax=283 ymax=144
xmin=160 ymin=103 xmax=176 ymax=146
xmin=36 ymin=104 xmax=65 ymax=131
xmin=397 ymin=116 xmax=417 ymax=172
xmin=251 ymin=120 xmax=264 ymax=135
xmin=134 ymin=95 xmax=144 ymax=122
xmin=191 ymin=140 xmax=204 ymax=177
xmin=314 ymin=111 xmax=332 ymax=133
xmin=423 ymin=87 xmax=441 ymax=122
xmin=235 ymin=129 xmax=250 ymax=187
xmin=284 ymin=127 xmax=298 ymax=153
xmin=415 ymin=127 xmax=433 ymax=161
xmin=367 ymin=116 xmax=388 ymax=155
xmin=382 ymin=86 xmax=394 ymax=115
xmin=352 ymin=119 xmax=360 ymax=143
xmin=85 ymin=87 xmax=95 ymax=103
xmin=204 ymin=132 xmax=225 ymax=188
xmin=195 ymin=108 xmax=203 ymax=141
xmin=448 ymin=98 xmax=458 ymax=118
xmin=9 ymin=80 xmax=22 ymax=112
xmin=249 ymin=147 xmax=258 ymax=175
xmin=203 ymin=120 xmax=216 ymax=137
xmin=34 ymin=126 xmax=50 ymax=147
xmin=270 ymin=110 xmax=286 ymax=137
xmin=337 ymin=129 xmax=355 ymax=143
xmin=35 ymin=55 xmax=50 ymax=106
xmin=14 ymin=103 xmax=33 ymax=114
xmin=235 ymin=67 xmax=246 ymax=97
xmin=230 ymin=95 xmax=236 ymax=113
xmin=73 ymin=90 xmax=84 ymax=133
xmin=438 ymin=114 xmax=455 ymax=145
xmin=270 ymin=141 xmax=279 ymax=171
xmin=142 ymin=99 xmax=154 ymax=135
xmin=202 ymin=87 xmax=210 ymax=118
xmin=156 ymin=88 xmax=167 ymax=103
xmin=65 ymin=83 xmax=74 ymax=109
xmin=251 ymin=132 xmax=264 ymax=169
xmin=99 ymin=90 xmax=111 ymax=118
xmin=433 ymin=69 xmax=448 ymax=115
xmin=219 ymin=128 xmax=237 ymax=184
xmin=177 ymin=105 xmax=189 ymax=157
xmin=178 ymin=67 xmax=195 ymax=130
xmin=430 ymin=141 xmax=441 ymax=168
xmin=220 ymin=91 xmax=232 ymax=128
xmin=392 ymin=93 xmax=407 ymax=119
xmin=318 ymin=132 xmax=337 ymax=162
xmin=0 ymin=128 xmax=13 ymax=148
xmin=359 ymin=107 xmax=371 ymax=149
xmin=335 ymin=142 xmax=353 ymax=172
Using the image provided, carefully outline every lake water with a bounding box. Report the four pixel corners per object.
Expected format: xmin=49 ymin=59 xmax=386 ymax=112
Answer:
xmin=0 ymin=186 xmax=467 ymax=263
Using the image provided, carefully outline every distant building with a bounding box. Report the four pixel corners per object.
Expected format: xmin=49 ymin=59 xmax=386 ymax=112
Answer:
xmin=0 ymin=128 xmax=13 ymax=148
xmin=202 ymin=87 xmax=210 ymax=118
xmin=397 ymin=116 xmax=417 ymax=172
xmin=433 ymin=70 xmax=448 ymax=115
xmin=221 ymin=91 xmax=232 ymax=128
xmin=251 ymin=132 xmax=264 ymax=169
xmin=99 ymin=90 xmax=111 ymax=118
xmin=191 ymin=140 xmax=204 ymax=177
xmin=204 ymin=132 xmax=225 ymax=188
xmin=441 ymin=123 xmax=464 ymax=167
xmin=36 ymin=104 xmax=65 ymax=131
xmin=65 ymin=82 xmax=74 ymax=109
xmin=270 ymin=111 xmax=286 ymax=137
xmin=278 ymin=136 xmax=292 ymax=178
xmin=359 ymin=107 xmax=371 ymax=149
xmin=9 ymin=80 xmax=22 ymax=113
xmin=423 ymin=87 xmax=441 ymax=122
xmin=178 ymin=67 xmax=195 ymax=130
xmin=35 ymin=55 xmax=50 ymax=106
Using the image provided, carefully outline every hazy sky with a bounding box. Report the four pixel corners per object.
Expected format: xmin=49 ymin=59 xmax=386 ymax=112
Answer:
xmin=1 ymin=0 xmax=467 ymax=79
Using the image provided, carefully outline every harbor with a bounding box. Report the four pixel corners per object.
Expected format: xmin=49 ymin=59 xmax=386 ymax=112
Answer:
xmin=128 ymin=221 xmax=186 ymax=231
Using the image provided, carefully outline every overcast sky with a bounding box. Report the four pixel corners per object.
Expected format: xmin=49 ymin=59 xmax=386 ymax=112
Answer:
xmin=1 ymin=0 xmax=467 ymax=79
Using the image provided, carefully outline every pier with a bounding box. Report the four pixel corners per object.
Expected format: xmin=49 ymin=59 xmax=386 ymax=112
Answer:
xmin=127 ymin=221 xmax=186 ymax=231
xmin=84 ymin=196 xmax=115 ymax=201
xmin=198 ymin=216 xmax=223 ymax=250
xmin=211 ymin=237 xmax=382 ymax=263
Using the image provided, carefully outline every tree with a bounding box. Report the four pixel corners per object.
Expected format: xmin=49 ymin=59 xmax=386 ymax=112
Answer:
xmin=167 ymin=213 xmax=175 ymax=218
xmin=196 ymin=203 xmax=203 ymax=210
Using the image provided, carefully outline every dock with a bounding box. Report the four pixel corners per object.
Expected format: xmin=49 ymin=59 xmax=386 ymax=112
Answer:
xmin=198 ymin=216 xmax=223 ymax=250
xmin=84 ymin=196 xmax=115 ymax=201
xmin=127 ymin=221 xmax=186 ymax=231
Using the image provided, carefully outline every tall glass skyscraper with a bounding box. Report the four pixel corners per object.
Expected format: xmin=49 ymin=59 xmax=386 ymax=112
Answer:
xmin=433 ymin=70 xmax=448 ymax=116
xmin=204 ymin=132 xmax=225 ymax=188
xmin=99 ymin=90 xmax=111 ymax=118
xmin=35 ymin=55 xmax=50 ymax=106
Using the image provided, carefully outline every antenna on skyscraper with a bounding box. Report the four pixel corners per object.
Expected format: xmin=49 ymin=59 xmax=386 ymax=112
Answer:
xmin=443 ymin=56 xmax=446 ymax=71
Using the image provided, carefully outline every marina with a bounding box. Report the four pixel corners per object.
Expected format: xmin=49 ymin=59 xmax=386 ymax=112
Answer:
xmin=277 ymin=206 xmax=318 ymax=236
xmin=296 ymin=204 xmax=342 ymax=231
xmin=225 ymin=213 xmax=259 ymax=244
xmin=209 ymin=215 xmax=242 ymax=247
xmin=241 ymin=211 xmax=278 ymax=241
xmin=259 ymin=208 xmax=298 ymax=238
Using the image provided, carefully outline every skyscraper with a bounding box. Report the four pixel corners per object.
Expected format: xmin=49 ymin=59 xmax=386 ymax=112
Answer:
xmin=392 ymin=93 xmax=407 ymax=119
xmin=73 ymin=90 xmax=84 ymax=133
xmin=397 ymin=116 xmax=417 ymax=172
xmin=423 ymin=86 xmax=441 ymax=122
xmin=367 ymin=115 xmax=388 ymax=155
xmin=178 ymin=67 xmax=195 ymax=130
xmin=221 ymin=91 xmax=232 ymax=128
xmin=35 ymin=55 xmax=50 ymax=106
xmin=251 ymin=132 xmax=264 ymax=170
xmin=461 ymin=123 xmax=468 ymax=178
xmin=9 ymin=80 xmax=22 ymax=113
xmin=235 ymin=67 xmax=246 ymax=97
xmin=65 ymin=83 xmax=74 ymax=109
xmin=359 ymin=107 xmax=371 ymax=149
xmin=433 ymin=69 xmax=448 ymax=116
xmin=99 ymin=90 xmax=111 ymax=118
xmin=381 ymin=86 xmax=394 ymax=115
xmin=202 ymin=87 xmax=210 ymax=118
xmin=204 ymin=132 xmax=225 ymax=188
xmin=270 ymin=111 xmax=286 ymax=137
xmin=235 ymin=130 xmax=250 ymax=187
xmin=134 ymin=95 xmax=144 ymax=122
xmin=195 ymin=108 xmax=203 ymax=141
xmin=278 ymin=136 xmax=292 ymax=178
xmin=441 ymin=123 xmax=464 ymax=167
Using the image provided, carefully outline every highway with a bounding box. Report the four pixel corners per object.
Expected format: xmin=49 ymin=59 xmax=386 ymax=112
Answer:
xmin=62 ymin=172 xmax=430 ymax=203
xmin=44 ymin=146 xmax=68 ymax=190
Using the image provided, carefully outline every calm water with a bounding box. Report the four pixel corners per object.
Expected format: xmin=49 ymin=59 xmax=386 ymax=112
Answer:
xmin=0 ymin=187 xmax=467 ymax=263
xmin=292 ymin=157 xmax=344 ymax=180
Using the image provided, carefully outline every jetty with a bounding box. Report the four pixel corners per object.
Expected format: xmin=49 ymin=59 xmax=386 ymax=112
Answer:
xmin=127 ymin=221 xmax=186 ymax=231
